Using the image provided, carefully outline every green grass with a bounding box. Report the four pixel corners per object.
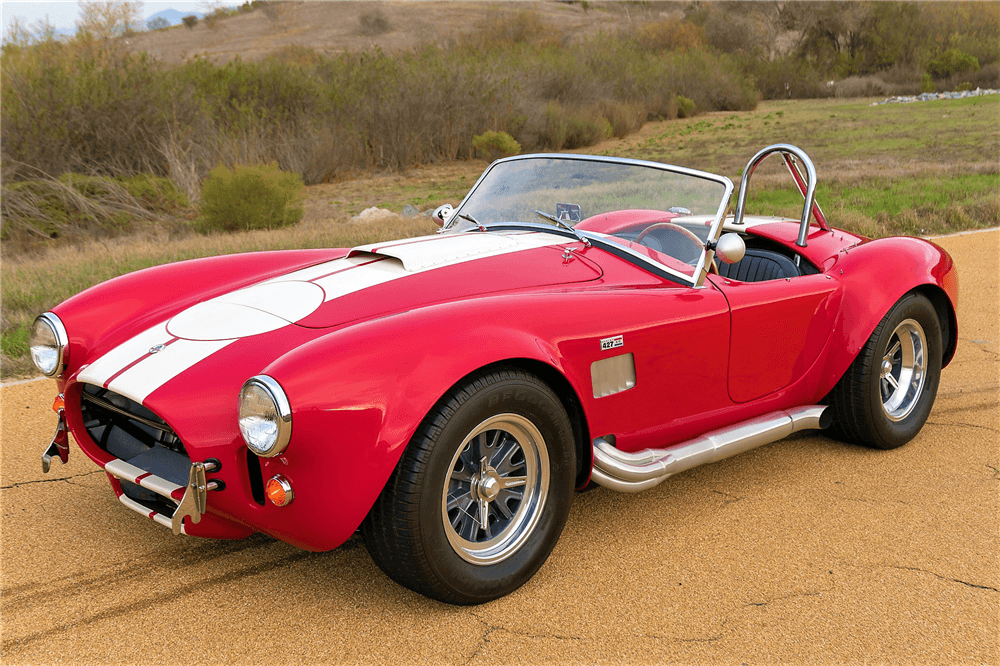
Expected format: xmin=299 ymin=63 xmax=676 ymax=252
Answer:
xmin=608 ymin=95 xmax=1000 ymax=176
xmin=748 ymin=173 xmax=998 ymax=224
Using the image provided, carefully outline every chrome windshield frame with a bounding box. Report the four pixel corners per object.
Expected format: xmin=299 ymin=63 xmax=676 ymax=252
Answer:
xmin=443 ymin=153 xmax=735 ymax=288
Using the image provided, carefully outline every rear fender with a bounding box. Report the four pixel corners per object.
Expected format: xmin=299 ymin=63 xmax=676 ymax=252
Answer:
xmin=821 ymin=236 xmax=957 ymax=384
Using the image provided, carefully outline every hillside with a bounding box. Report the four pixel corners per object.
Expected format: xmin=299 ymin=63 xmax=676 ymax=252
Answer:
xmin=128 ymin=1 xmax=660 ymax=64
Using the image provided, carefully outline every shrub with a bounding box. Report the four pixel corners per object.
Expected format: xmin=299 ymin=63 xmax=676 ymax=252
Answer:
xmin=358 ymin=8 xmax=391 ymax=36
xmin=956 ymin=81 xmax=974 ymax=92
xmin=599 ymin=99 xmax=646 ymax=138
xmin=676 ymin=95 xmax=696 ymax=118
xmin=927 ymin=48 xmax=980 ymax=79
xmin=472 ymin=131 xmax=520 ymax=161
xmin=146 ymin=17 xmax=170 ymax=31
xmin=196 ymin=163 xmax=304 ymax=233
xmin=635 ymin=19 xmax=705 ymax=52
xmin=920 ymin=73 xmax=936 ymax=93
xmin=181 ymin=15 xmax=198 ymax=29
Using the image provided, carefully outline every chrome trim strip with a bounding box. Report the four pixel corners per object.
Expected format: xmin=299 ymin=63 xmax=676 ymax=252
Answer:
xmin=591 ymin=406 xmax=830 ymax=493
xmin=34 ymin=312 xmax=69 ymax=377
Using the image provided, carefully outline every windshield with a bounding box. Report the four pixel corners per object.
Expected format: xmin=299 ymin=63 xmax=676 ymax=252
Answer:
xmin=446 ymin=156 xmax=732 ymax=281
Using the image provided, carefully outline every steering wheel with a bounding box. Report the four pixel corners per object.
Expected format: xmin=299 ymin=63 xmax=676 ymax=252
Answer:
xmin=635 ymin=223 xmax=705 ymax=266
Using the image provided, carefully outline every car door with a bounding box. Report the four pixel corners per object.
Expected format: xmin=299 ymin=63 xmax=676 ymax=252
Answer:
xmin=708 ymin=273 xmax=842 ymax=403
xmin=560 ymin=279 xmax=733 ymax=452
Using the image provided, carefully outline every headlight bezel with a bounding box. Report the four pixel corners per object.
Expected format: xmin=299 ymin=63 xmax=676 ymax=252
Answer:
xmin=238 ymin=375 xmax=292 ymax=458
xmin=30 ymin=313 xmax=69 ymax=377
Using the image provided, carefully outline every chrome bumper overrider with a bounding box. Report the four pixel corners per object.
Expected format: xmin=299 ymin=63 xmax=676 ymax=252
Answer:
xmin=40 ymin=412 xmax=221 ymax=535
xmin=41 ymin=409 xmax=70 ymax=474
xmin=591 ymin=406 xmax=832 ymax=493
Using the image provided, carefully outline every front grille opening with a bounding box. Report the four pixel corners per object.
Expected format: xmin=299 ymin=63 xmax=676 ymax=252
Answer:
xmin=81 ymin=384 xmax=191 ymax=507
xmin=246 ymin=448 xmax=265 ymax=506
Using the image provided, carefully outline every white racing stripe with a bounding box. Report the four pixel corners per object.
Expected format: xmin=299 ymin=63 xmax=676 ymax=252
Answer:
xmin=77 ymin=322 xmax=172 ymax=388
xmin=108 ymin=338 xmax=236 ymax=404
xmin=74 ymin=231 xmax=572 ymax=405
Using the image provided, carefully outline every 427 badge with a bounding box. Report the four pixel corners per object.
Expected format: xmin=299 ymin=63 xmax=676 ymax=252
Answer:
xmin=600 ymin=335 xmax=624 ymax=351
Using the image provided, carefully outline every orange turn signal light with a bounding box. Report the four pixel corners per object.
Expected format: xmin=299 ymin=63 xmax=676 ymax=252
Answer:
xmin=265 ymin=475 xmax=293 ymax=507
xmin=52 ymin=394 xmax=65 ymax=413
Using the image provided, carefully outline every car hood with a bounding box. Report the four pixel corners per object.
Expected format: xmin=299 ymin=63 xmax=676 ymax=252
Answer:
xmin=169 ymin=231 xmax=600 ymax=335
xmin=75 ymin=231 xmax=600 ymax=407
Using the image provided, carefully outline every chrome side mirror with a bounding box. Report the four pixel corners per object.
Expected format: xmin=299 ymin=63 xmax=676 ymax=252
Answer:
xmin=715 ymin=233 xmax=746 ymax=265
xmin=433 ymin=204 xmax=454 ymax=228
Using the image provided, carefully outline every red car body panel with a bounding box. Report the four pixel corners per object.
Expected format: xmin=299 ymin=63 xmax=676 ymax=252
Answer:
xmin=48 ymin=213 xmax=957 ymax=551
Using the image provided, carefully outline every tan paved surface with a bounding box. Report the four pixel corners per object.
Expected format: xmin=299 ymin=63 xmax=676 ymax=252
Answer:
xmin=2 ymin=231 xmax=997 ymax=665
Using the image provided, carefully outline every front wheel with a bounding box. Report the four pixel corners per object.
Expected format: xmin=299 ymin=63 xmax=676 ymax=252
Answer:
xmin=826 ymin=292 xmax=942 ymax=449
xmin=362 ymin=368 xmax=576 ymax=605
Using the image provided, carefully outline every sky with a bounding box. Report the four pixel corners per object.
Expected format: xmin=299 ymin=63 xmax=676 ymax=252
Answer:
xmin=1 ymin=1 xmax=216 ymax=35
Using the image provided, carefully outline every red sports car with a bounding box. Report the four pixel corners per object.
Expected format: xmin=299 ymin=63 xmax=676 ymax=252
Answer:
xmin=32 ymin=144 xmax=957 ymax=604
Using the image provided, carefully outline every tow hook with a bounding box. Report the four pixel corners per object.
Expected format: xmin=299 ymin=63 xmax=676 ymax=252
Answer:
xmin=171 ymin=459 xmax=223 ymax=535
xmin=41 ymin=399 xmax=69 ymax=473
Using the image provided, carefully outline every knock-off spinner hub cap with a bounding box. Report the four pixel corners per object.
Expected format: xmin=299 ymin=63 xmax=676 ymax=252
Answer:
xmin=477 ymin=471 xmax=502 ymax=502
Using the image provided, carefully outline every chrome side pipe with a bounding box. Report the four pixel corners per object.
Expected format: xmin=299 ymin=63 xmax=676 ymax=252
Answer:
xmin=590 ymin=406 xmax=831 ymax=493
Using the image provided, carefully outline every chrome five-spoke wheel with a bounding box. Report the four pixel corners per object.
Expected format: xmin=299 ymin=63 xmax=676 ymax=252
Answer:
xmin=442 ymin=414 xmax=549 ymax=565
xmin=879 ymin=319 xmax=927 ymax=422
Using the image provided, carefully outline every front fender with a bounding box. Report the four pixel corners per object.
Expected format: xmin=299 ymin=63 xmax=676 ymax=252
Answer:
xmin=256 ymin=294 xmax=588 ymax=551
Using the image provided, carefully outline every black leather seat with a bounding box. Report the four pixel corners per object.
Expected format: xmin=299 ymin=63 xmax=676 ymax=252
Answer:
xmin=716 ymin=248 xmax=800 ymax=282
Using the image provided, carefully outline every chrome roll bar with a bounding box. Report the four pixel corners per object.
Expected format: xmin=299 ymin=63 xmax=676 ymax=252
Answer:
xmin=733 ymin=144 xmax=831 ymax=248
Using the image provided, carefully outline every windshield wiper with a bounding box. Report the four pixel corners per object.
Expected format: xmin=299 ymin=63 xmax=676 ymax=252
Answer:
xmin=534 ymin=210 xmax=591 ymax=247
xmin=459 ymin=213 xmax=487 ymax=232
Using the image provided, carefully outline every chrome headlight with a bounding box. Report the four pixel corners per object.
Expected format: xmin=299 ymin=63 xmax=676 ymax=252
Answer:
xmin=238 ymin=375 xmax=292 ymax=457
xmin=30 ymin=313 xmax=68 ymax=377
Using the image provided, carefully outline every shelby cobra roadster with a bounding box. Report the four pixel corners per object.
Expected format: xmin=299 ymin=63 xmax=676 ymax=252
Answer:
xmin=32 ymin=144 xmax=957 ymax=604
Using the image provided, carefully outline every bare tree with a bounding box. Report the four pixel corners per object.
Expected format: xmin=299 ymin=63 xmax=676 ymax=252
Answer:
xmin=77 ymin=0 xmax=145 ymax=39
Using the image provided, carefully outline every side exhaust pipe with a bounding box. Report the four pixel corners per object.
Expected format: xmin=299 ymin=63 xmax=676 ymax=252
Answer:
xmin=590 ymin=406 xmax=831 ymax=493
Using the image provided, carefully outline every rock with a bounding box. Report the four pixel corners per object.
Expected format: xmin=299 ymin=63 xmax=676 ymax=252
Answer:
xmin=873 ymin=88 xmax=999 ymax=106
xmin=401 ymin=205 xmax=419 ymax=217
xmin=353 ymin=206 xmax=397 ymax=223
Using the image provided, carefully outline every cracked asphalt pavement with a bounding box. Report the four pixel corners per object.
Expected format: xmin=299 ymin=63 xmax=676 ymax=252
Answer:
xmin=2 ymin=230 xmax=997 ymax=664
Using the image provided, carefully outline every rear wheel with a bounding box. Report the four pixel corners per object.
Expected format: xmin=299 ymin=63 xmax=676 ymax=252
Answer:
xmin=362 ymin=368 xmax=575 ymax=605
xmin=826 ymin=292 xmax=942 ymax=449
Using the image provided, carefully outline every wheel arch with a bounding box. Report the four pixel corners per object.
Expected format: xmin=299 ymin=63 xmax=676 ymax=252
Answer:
xmin=914 ymin=283 xmax=957 ymax=368
xmin=473 ymin=358 xmax=592 ymax=490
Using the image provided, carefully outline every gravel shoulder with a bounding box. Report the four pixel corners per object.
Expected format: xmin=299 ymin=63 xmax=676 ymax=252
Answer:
xmin=1 ymin=231 xmax=997 ymax=665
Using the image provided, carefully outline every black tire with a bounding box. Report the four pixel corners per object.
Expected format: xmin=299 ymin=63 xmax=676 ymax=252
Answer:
xmin=362 ymin=367 xmax=576 ymax=605
xmin=826 ymin=291 xmax=942 ymax=449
